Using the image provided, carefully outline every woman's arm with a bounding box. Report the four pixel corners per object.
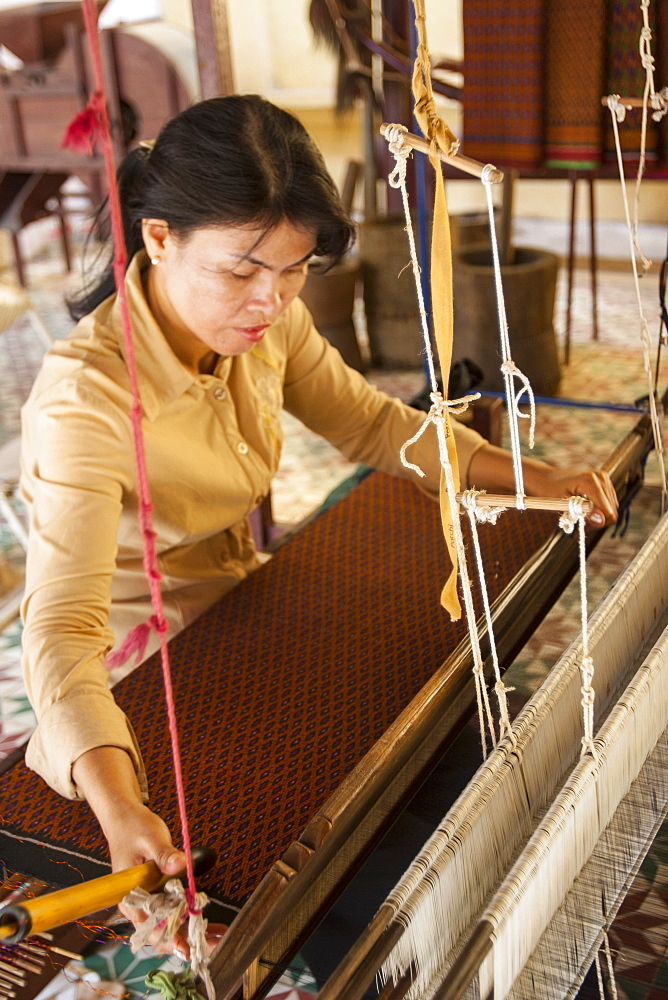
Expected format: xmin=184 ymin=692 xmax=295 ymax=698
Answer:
xmin=283 ymin=301 xmax=617 ymax=523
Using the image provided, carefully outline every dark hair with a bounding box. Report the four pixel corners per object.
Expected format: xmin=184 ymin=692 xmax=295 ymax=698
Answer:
xmin=69 ymin=95 xmax=356 ymax=319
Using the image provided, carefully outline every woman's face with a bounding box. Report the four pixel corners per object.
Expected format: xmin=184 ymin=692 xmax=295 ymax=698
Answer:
xmin=143 ymin=219 xmax=317 ymax=371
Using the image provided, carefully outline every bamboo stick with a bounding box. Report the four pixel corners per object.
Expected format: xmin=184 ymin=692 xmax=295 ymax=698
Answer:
xmin=601 ymin=95 xmax=666 ymax=109
xmin=455 ymin=493 xmax=594 ymax=515
xmin=380 ymin=124 xmax=504 ymax=183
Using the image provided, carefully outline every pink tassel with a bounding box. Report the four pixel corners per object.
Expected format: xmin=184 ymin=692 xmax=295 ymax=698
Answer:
xmin=62 ymin=91 xmax=106 ymax=155
xmin=105 ymin=616 xmax=159 ymax=670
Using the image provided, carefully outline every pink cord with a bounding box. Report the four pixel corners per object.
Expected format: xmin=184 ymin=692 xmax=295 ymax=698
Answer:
xmin=65 ymin=0 xmax=198 ymax=910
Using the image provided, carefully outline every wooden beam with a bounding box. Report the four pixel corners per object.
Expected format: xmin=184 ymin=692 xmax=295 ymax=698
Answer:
xmin=191 ymin=0 xmax=234 ymax=99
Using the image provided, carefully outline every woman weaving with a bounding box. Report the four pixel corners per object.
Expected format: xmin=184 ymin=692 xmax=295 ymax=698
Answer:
xmin=19 ymin=95 xmax=617 ymax=955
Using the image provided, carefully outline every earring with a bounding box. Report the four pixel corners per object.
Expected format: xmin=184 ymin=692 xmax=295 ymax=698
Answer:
xmin=151 ymin=257 xmax=160 ymax=265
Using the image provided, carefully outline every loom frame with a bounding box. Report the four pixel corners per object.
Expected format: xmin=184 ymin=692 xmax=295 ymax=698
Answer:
xmin=307 ymin=413 xmax=658 ymax=1000
xmin=209 ymin=414 xmax=654 ymax=1000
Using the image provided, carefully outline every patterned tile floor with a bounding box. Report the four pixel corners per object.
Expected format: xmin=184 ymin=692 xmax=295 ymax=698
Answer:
xmin=0 ymin=218 xmax=667 ymax=998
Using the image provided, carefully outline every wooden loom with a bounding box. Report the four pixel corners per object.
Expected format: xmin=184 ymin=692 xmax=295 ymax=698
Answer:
xmin=314 ymin=448 xmax=668 ymax=1000
xmin=0 ymin=412 xmax=654 ymax=1000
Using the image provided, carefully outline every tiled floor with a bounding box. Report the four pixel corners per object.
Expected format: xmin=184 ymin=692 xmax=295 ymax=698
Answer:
xmin=0 ymin=215 xmax=667 ymax=998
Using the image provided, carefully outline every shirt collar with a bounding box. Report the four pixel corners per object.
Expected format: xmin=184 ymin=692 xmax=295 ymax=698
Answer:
xmin=110 ymin=250 xmax=198 ymax=422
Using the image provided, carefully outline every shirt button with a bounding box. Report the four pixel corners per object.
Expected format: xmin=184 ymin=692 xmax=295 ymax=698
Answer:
xmin=236 ymin=441 xmax=249 ymax=455
xmin=213 ymin=387 xmax=227 ymax=400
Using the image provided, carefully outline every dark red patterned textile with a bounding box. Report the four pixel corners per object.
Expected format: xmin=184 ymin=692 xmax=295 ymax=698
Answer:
xmin=462 ymin=1 xmax=666 ymax=171
xmin=659 ymin=0 xmax=668 ymax=163
xmin=462 ymin=0 xmax=547 ymax=169
xmin=544 ymin=0 xmax=607 ymax=168
xmin=0 ymin=473 xmax=555 ymax=905
xmin=604 ymin=0 xmax=661 ymax=164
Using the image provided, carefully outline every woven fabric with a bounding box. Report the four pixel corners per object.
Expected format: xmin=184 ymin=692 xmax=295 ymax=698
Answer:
xmin=657 ymin=0 xmax=668 ymax=164
xmin=462 ymin=0 xmax=547 ymax=169
xmin=0 ymin=473 xmax=554 ymax=905
xmin=604 ymin=0 xmax=661 ymax=163
xmin=544 ymin=0 xmax=607 ymax=168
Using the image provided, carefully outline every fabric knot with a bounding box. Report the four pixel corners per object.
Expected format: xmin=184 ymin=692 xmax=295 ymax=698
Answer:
xmin=400 ymin=391 xmax=480 ymax=477
xmin=412 ymin=92 xmax=460 ymax=158
xmin=146 ymin=969 xmax=206 ymax=1000
xmin=124 ymin=879 xmax=213 ymax=999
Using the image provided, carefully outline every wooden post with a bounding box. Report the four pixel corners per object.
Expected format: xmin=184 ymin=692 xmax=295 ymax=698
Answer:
xmin=191 ymin=0 xmax=234 ymax=99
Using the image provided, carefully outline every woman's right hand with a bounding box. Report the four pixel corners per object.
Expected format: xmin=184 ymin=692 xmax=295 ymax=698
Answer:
xmin=71 ymin=746 xmax=189 ymax=957
xmin=107 ymin=802 xmax=190 ymax=958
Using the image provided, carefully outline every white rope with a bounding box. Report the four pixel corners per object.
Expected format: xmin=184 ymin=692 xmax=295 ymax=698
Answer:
xmin=481 ymin=166 xmax=536 ymax=509
xmin=385 ymin=123 xmax=440 ymax=395
xmin=593 ymin=929 xmax=620 ymax=1000
xmin=559 ymin=496 xmax=596 ymax=757
xmin=595 ymin=951 xmax=605 ymax=1000
xmin=605 ymin=95 xmax=667 ymax=509
xmin=603 ymin=930 xmax=619 ymax=1000
xmin=461 ymin=490 xmax=516 ymax=744
xmin=386 ymin=125 xmax=500 ymax=754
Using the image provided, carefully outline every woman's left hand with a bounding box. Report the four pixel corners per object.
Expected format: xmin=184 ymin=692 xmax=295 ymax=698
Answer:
xmin=467 ymin=444 xmax=618 ymax=527
xmin=527 ymin=466 xmax=618 ymax=527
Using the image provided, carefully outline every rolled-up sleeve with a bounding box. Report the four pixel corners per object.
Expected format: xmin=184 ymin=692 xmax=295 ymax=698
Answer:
xmin=284 ymin=298 xmax=486 ymax=497
xmin=20 ymin=381 xmax=146 ymax=800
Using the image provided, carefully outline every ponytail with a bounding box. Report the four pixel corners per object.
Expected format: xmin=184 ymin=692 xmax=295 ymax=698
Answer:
xmin=67 ymin=147 xmax=152 ymax=321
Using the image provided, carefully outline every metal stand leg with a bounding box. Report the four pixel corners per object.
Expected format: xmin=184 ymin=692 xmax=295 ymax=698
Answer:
xmin=564 ymin=171 xmax=578 ymax=366
xmin=588 ymin=176 xmax=599 ymax=341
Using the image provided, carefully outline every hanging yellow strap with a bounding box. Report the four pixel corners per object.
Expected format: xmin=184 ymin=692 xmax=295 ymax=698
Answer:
xmin=410 ymin=0 xmax=462 ymax=619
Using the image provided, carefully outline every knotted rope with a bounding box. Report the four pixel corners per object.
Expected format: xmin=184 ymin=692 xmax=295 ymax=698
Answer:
xmin=605 ymin=100 xmax=667 ymax=512
xmin=385 ymin=121 xmax=470 ymax=621
xmin=386 ymin=0 xmax=540 ymax=754
xmin=480 ymin=164 xmax=536 ymax=509
xmin=559 ymin=496 xmax=596 ymax=757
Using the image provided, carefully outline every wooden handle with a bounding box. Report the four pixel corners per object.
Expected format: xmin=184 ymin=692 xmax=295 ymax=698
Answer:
xmin=0 ymin=846 xmax=215 ymax=943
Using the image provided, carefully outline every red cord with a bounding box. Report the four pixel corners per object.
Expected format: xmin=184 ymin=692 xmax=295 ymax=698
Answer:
xmin=66 ymin=0 xmax=198 ymax=910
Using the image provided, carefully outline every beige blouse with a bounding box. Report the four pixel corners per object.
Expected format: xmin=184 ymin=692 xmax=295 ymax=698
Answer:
xmin=20 ymin=251 xmax=486 ymax=800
